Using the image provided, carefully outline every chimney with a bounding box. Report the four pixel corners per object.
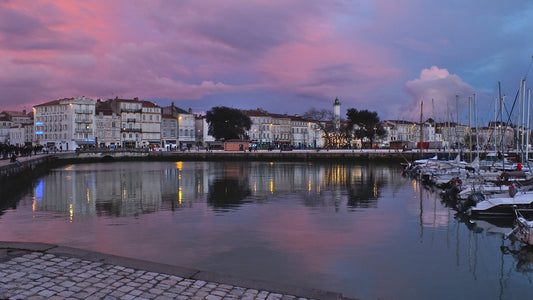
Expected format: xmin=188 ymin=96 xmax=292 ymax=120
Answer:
xmin=188 ymin=108 xmax=193 ymax=114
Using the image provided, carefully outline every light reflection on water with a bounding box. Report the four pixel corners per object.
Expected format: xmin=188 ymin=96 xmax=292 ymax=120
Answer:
xmin=1 ymin=161 xmax=533 ymax=300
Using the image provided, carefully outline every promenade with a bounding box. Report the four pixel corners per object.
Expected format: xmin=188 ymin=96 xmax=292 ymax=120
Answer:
xmin=0 ymin=242 xmax=350 ymax=300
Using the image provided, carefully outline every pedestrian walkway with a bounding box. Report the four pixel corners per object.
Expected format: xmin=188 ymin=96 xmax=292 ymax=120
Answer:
xmin=0 ymin=242 xmax=349 ymax=300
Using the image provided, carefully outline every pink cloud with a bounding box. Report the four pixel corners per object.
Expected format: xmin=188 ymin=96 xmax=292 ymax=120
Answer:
xmin=403 ymin=66 xmax=475 ymax=121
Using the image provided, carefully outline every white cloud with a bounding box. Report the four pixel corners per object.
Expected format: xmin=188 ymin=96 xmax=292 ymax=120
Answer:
xmin=403 ymin=66 xmax=475 ymax=122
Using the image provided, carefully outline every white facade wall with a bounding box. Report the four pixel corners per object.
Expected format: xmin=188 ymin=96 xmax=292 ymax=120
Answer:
xmin=141 ymin=104 xmax=161 ymax=147
xmin=195 ymin=117 xmax=215 ymax=146
xmin=95 ymin=113 xmax=121 ymax=147
xmin=34 ymin=96 xmax=96 ymax=150
xmin=118 ymin=101 xmax=142 ymax=147
xmin=8 ymin=126 xmax=24 ymax=145
xmin=178 ymin=114 xmax=196 ymax=145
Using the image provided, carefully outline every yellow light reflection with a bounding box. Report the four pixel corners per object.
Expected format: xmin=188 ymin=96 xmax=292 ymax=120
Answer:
xmin=69 ymin=204 xmax=73 ymax=222
xmin=86 ymin=188 xmax=90 ymax=203
xmin=178 ymin=186 xmax=182 ymax=204
xmin=308 ymin=180 xmax=312 ymax=192
xmin=270 ymin=179 xmax=274 ymax=194
xmin=32 ymin=199 xmax=36 ymax=212
xmin=176 ymin=161 xmax=183 ymax=171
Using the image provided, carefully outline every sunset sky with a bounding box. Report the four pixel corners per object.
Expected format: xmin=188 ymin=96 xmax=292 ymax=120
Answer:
xmin=1 ymin=0 xmax=533 ymax=122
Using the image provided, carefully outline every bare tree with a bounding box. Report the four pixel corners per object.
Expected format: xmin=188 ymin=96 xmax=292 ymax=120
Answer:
xmin=302 ymin=108 xmax=336 ymax=147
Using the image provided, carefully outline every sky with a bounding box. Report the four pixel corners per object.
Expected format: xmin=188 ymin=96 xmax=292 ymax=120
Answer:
xmin=1 ymin=0 xmax=533 ymax=124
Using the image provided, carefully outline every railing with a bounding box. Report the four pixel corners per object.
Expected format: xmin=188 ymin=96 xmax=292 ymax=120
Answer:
xmin=74 ymin=128 xmax=92 ymax=133
xmin=75 ymin=118 xmax=92 ymax=123
xmin=126 ymin=118 xmax=137 ymax=123
xmin=121 ymin=108 xmax=142 ymax=113
xmin=74 ymin=109 xmax=92 ymax=114
xmin=121 ymin=128 xmax=142 ymax=133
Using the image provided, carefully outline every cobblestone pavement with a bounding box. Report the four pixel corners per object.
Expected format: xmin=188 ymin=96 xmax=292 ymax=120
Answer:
xmin=0 ymin=243 xmax=350 ymax=300
xmin=0 ymin=252 xmax=314 ymax=300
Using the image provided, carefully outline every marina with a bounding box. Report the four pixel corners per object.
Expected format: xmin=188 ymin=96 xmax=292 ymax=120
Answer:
xmin=2 ymin=157 xmax=533 ymax=299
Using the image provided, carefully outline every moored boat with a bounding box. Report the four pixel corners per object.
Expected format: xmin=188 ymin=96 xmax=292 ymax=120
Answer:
xmin=467 ymin=187 xmax=533 ymax=218
xmin=506 ymin=209 xmax=533 ymax=245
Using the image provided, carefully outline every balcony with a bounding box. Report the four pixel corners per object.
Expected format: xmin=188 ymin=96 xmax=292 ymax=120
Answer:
xmin=75 ymin=128 xmax=92 ymax=133
xmin=75 ymin=118 xmax=92 ymax=123
xmin=121 ymin=108 xmax=142 ymax=113
xmin=74 ymin=109 xmax=93 ymax=114
xmin=121 ymin=128 xmax=142 ymax=133
xmin=126 ymin=118 xmax=137 ymax=123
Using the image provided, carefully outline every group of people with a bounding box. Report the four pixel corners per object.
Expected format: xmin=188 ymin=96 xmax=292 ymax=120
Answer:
xmin=0 ymin=143 xmax=44 ymax=161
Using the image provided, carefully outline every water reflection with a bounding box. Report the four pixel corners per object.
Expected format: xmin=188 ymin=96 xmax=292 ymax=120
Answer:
xmin=24 ymin=162 xmax=396 ymax=219
xmin=3 ymin=161 xmax=533 ymax=299
xmin=208 ymin=163 xmax=252 ymax=209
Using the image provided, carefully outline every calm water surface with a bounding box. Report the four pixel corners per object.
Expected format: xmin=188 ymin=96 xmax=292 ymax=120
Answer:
xmin=1 ymin=161 xmax=532 ymax=300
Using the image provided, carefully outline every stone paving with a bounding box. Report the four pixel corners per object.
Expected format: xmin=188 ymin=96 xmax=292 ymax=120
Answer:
xmin=0 ymin=251 xmax=313 ymax=300
xmin=0 ymin=249 xmax=337 ymax=300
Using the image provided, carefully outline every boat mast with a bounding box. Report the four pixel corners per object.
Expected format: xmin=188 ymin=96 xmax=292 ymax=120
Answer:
xmin=499 ymin=82 xmax=505 ymax=171
xmin=456 ymin=95 xmax=460 ymax=160
xmin=420 ymin=101 xmax=423 ymax=159
xmin=469 ymin=96 xmax=472 ymax=162
xmin=474 ymin=93 xmax=479 ymax=159
xmin=525 ymin=89 xmax=531 ymax=172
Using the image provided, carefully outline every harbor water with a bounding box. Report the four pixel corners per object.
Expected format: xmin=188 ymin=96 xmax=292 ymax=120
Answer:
xmin=1 ymin=161 xmax=532 ymax=300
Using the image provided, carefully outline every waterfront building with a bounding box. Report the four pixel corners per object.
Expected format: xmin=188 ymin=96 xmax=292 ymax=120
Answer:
xmin=105 ymin=97 xmax=161 ymax=148
xmin=107 ymin=98 xmax=143 ymax=148
xmin=244 ymin=109 xmax=274 ymax=148
xmin=308 ymin=121 xmax=325 ymax=148
xmin=270 ymin=113 xmax=291 ymax=148
xmin=0 ymin=110 xmax=34 ymax=144
xmin=194 ymin=115 xmax=216 ymax=148
xmin=141 ymin=101 xmax=162 ymax=148
xmin=95 ymin=100 xmax=121 ymax=148
xmin=244 ymin=109 xmax=326 ymax=149
xmin=162 ymin=103 xmax=195 ymax=149
xmin=289 ymin=115 xmax=309 ymax=148
xmin=161 ymin=113 xmax=179 ymax=150
xmin=0 ymin=110 xmax=33 ymax=125
xmin=33 ymin=96 xmax=96 ymax=150
xmin=0 ymin=115 xmax=14 ymax=144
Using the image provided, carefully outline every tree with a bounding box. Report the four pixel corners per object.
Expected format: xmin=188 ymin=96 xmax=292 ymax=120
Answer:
xmin=302 ymin=108 xmax=336 ymax=147
xmin=346 ymin=108 xmax=386 ymax=148
xmin=206 ymin=106 xmax=252 ymax=141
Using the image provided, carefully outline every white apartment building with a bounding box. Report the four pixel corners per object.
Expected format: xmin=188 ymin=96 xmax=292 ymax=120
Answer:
xmin=141 ymin=101 xmax=162 ymax=147
xmin=95 ymin=100 xmax=121 ymax=147
xmin=0 ymin=115 xmax=13 ymax=143
xmin=162 ymin=104 xmax=195 ymax=149
xmin=245 ymin=109 xmax=325 ymax=149
xmin=290 ymin=116 xmax=309 ymax=148
xmin=109 ymin=98 xmax=143 ymax=148
xmin=161 ymin=114 xmax=179 ymax=149
xmin=106 ymin=97 xmax=161 ymax=148
xmin=33 ymin=96 xmax=96 ymax=150
xmin=195 ymin=115 xmax=216 ymax=147
xmin=1 ymin=110 xmax=34 ymax=146
xmin=245 ymin=109 xmax=273 ymax=148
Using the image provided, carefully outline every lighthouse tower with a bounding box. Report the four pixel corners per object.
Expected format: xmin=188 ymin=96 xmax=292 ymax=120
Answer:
xmin=333 ymin=97 xmax=341 ymax=130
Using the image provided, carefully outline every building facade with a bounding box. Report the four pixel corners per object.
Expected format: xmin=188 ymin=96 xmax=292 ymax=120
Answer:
xmin=33 ymin=96 xmax=96 ymax=150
